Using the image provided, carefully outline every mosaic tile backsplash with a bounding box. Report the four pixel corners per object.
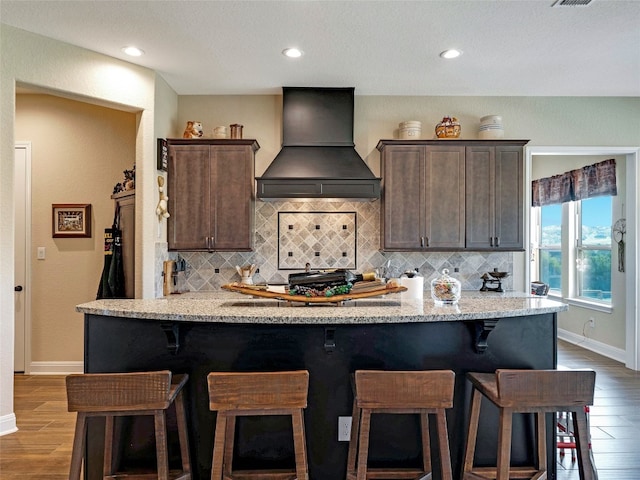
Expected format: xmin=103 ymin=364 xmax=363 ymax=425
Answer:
xmin=167 ymin=200 xmax=514 ymax=294
xmin=278 ymin=211 xmax=357 ymax=270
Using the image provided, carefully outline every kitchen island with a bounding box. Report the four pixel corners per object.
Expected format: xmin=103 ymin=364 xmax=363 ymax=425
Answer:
xmin=77 ymin=292 xmax=567 ymax=480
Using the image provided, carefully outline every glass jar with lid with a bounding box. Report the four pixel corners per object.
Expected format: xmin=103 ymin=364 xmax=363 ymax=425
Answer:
xmin=430 ymin=268 xmax=461 ymax=305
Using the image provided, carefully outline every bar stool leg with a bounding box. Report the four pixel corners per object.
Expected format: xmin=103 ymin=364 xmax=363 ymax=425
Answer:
xmin=346 ymin=397 xmax=361 ymax=479
xmin=462 ymin=387 xmax=483 ymax=477
xmin=103 ymin=415 xmax=115 ymax=477
xmin=175 ymin=389 xmax=192 ymax=475
xmin=496 ymin=408 xmax=513 ymax=480
xmin=435 ymin=409 xmax=453 ymax=480
xmin=573 ymin=409 xmax=595 ymax=480
xmin=536 ymin=413 xmax=547 ymax=473
xmin=223 ymin=415 xmax=236 ymax=479
xmin=154 ymin=410 xmax=169 ymax=480
xmin=356 ymin=409 xmax=372 ymax=480
xmin=420 ymin=412 xmax=432 ymax=473
xmin=292 ymin=409 xmax=309 ymax=480
xmin=211 ymin=412 xmax=228 ymax=480
xmin=69 ymin=412 xmax=87 ymax=480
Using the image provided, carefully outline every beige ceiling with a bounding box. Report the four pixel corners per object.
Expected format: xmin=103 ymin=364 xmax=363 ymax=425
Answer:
xmin=2 ymin=0 xmax=639 ymax=97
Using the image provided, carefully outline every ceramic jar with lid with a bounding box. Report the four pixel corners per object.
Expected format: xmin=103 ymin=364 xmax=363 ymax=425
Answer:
xmin=399 ymin=121 xmax=422 ymax=139
xmin=430 ymin=268 xmax=461 ymax=305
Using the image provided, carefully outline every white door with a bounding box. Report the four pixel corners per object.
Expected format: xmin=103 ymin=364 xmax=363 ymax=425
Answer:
xmin=14 ymin=142 xmax=31 ymax=373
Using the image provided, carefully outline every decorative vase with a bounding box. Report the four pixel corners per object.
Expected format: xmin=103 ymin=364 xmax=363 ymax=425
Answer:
xmin=435 ymin=117 xmax=461 ymax=139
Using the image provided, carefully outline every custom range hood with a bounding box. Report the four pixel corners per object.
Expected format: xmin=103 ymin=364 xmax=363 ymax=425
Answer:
xmin=256 ymin=87 xmax=381 ymax=201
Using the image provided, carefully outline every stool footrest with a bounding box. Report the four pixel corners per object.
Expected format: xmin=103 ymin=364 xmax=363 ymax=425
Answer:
xmin=348 ymin=467 xmax=433 ymax=479
xmin=463 ymin=465 xmax=543 ymax=479
xmin=106 ymin=472 xmax=191 ymax=480
xmin=218 ymin=468 xmax=298 ymax=480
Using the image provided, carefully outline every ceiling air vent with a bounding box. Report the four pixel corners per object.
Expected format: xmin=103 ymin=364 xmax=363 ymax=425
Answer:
xmin=552 ymin=0 xmax=593 ymax=6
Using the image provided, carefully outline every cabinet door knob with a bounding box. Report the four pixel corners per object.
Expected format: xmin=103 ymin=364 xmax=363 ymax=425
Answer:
xmin=15 ymin=285 xmax=23 ymax=292
xmin=495 ymin=236 xmax=500 ymax=247
xmin=420 ymin=236 xmax=425 ymax=248
xmin=490 ymin=237 xmax=494 ymax=247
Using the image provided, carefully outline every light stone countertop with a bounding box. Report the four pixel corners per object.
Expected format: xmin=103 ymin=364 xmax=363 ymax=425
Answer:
xmin=76 ymin=290 xmax=567 ymax=324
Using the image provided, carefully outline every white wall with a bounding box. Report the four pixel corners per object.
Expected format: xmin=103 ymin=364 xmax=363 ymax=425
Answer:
xmin=0 ymin=24 xmax=170 ymax=435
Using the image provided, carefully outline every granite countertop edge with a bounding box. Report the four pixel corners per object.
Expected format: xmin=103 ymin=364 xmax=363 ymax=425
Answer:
xmin=76 ymin=291 xmax=568 ymax=324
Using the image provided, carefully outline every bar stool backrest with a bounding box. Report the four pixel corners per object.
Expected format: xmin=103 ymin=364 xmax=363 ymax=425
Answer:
xmin=496 ymin=369 xmax=596 ymax=407
xmin=208 ymin=370 xmax=309 ymax=410
xmin=355 ymin=370 xmax=455 ymax=409
xmin=66 ymin=370 xmax=173 ymax=412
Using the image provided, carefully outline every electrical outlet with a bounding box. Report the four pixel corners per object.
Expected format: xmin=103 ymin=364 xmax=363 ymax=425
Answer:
xmin=338 ymin=416 xmax=352 ymax=442
xmin=588 ymin=317 xmax=595 ymax=328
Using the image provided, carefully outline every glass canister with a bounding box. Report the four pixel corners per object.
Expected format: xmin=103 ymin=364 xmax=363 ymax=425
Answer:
xmin=430 ymin=268 xmax=461 ymax=305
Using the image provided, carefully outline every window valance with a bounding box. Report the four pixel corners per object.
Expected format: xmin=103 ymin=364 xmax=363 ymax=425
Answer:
xmin=532 ymin=158 xmax=617 ymax=207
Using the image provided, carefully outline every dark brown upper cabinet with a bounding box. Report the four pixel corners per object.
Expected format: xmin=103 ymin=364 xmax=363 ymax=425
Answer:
xmin=167 ymin=139 xmax=258 ymax=252
xmin=378 ymin=139 xmax=528 ymax=252
xmin=465 ymin=142 xmax=527 ymax=251
xmin=379 ymin=141 xmax=465 ymax=251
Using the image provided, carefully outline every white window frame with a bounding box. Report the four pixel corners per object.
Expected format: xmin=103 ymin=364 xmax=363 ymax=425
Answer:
xmin=530 ymin=200 xmax=613 ymax=313
xmin=531 ymin=205 xmax=562 ymax=298
xmin=572 ymin=198 xmax=613 ymax=309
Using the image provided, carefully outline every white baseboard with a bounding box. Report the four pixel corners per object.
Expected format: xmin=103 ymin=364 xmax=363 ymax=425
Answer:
xmin=28 ymin=361 xmax=84 ymax=375
xmin=0 ymin=413 xmax=18 ymax=437
xmin=557 ymin=328 xmax=626 ymax=364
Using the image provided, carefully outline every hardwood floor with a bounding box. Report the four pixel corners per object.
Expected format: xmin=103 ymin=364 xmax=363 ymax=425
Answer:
xmin=0 ymin=340 xmax=638 ymax=479
xmin=556 ymin=340 xmax=640 ymax=480
xmin=0 ymin=375 xmax=75 ymax=479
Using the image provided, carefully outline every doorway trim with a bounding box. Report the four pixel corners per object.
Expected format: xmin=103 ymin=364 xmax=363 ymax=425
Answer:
xmin=14 ymin=142 xmax=32 ymax=374
xmin=526 ymin=146 xmax=639 ymax=371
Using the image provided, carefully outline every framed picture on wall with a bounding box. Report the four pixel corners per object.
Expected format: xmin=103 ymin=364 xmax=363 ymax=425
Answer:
xmin=52 ymin=204 xmax=92 ymax=238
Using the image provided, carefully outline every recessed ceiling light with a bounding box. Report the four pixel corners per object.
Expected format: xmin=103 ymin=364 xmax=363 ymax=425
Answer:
xmin=439 ymin=49 xmax=462 ymax=59
xmin=121 ymin=46 xmax=144 ymax=57
xmin=282 ymin=48 xmax=303 ymax=58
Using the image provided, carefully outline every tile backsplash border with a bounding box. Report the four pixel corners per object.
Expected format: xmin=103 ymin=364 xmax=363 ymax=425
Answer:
xmin=169 ymin=200 xmax=513 ymax=294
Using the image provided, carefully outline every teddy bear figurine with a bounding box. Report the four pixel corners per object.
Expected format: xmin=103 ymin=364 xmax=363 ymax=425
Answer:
xmin=155 ymin=176 xmax=170 ymax=219
xmin=183 ymin=121 xmax=204 ymax=138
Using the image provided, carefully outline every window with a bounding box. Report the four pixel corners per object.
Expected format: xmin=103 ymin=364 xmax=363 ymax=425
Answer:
xmin=576 ymin=196 xmax=612 ymax=303
xmin=532 ymin=196 xmax=612 ymax=307
xmin=538 ymin=204 xmax=562 ymax=294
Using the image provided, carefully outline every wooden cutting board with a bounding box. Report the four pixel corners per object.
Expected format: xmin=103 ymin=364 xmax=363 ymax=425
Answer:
xmin=221 ymin=282 xmax=407 ymax=304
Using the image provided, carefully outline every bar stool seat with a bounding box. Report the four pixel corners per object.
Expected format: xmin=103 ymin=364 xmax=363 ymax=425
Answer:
xmin=207 ymin=370 xmax=309 ymax=480
xmin=66 ymin=370 xmax=191 ymax=480
xmin=346 ymin=369 xmax=455 ymax=480
xmin=461 ymin=368 xmax=597 ymax=480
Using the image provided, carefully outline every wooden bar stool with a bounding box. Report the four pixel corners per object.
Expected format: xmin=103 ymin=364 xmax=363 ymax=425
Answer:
xmin=461 ymin=369 xmax=596 ymax=480
xmin=207 ymin=370 xmax=309 ymax=480
xmin=66 ymin=370 xmax=191 ymax=480
xmin=346 ymin=370 xmax=455 ymax=480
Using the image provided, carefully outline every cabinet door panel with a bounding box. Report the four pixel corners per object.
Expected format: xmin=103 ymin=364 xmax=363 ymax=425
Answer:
xmin=168 ymin=145 xmax=211 ymax=250
xmin=212 ymin=145 xmax=254 ymax=251
xmin=382 ymin=146 xmax=424 ymax=250
xmin=425 ymin=146 xmax=465 ymax=248
xmin=465 ymin=146 xmax=496 ymax=249
xmin=494 ymin=146 xmax=523 ymax=249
